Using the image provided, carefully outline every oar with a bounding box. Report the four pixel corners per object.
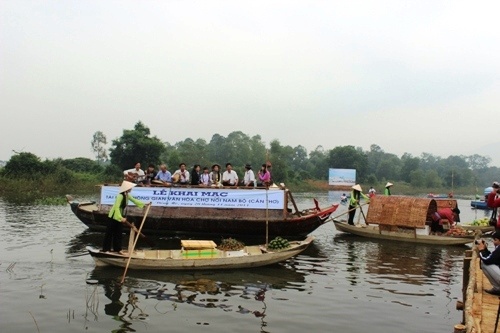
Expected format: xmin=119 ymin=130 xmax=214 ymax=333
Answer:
xmin=327 ymin=202 xmax=370 ymax=222
xmin=123 ymin=220 xmax=155 ymax=247
xmin=120 ymin=204 xmax=151 ymax=284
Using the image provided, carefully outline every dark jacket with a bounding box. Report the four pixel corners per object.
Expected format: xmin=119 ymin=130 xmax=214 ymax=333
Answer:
xmin=480 ymin=245 xmax=500 ymax=266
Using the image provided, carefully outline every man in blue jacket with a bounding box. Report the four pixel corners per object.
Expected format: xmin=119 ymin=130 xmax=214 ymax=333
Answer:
xmin=477 ymin=231 xmax=500 ymax=295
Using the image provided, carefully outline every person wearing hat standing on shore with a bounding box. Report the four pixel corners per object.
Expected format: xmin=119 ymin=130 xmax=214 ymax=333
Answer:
xmin=477 ymin=232 xmax=500 ymax=295
xmin=102 ymin=181 xmax=150 ymax=254
xmin=242 ymin=164 xmax=256 ymax=187
xmin=348 ymin=184 xmax=370 ymax=225
xmin=384 ymin=182 xmax=393 ymax=195
xmin=487 ymin=182 xmax=500 ymax=228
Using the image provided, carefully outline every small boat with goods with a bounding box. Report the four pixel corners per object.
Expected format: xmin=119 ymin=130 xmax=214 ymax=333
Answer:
xmin=470 ymin=186 xmax=493 ymax=210
xmin=87 ymin=236 xmax=314 ymax=270
xmin=67 ymin=184 xmax=338 ymax=238
xmin=333 ymin=196 xmax=475 ymax=245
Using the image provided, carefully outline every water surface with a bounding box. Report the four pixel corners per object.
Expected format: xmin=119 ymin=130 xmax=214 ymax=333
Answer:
xmin=0 ymin=193 xmax=478 ymax=332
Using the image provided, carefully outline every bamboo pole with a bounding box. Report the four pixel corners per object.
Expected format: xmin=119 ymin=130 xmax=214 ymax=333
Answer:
xmin=120 ymin=204 xmax=151 ymax=284
xmin=327 ymin=202 xmax=370 ymax=222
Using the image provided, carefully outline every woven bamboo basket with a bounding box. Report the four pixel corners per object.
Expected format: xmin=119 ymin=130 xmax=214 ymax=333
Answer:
xmin=366 ymin=196 xmax=437 ymax=229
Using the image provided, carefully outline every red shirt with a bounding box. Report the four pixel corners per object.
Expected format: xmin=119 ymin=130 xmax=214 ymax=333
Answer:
xmin=437 ymin=208 xmax=454 ymax=223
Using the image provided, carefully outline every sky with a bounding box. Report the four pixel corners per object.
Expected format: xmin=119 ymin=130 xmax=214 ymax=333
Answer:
xmin=1 ymin=1 xmax=499 ymax=166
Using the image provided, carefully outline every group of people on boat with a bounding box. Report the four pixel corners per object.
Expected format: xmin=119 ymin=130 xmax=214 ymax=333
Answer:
xmin=123 ymin=162 xmax=273 ymax=188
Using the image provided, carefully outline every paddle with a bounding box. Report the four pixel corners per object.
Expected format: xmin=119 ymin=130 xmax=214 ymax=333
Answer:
xmin=123 ymin=220 xmax=155 ymax=247
xmin=327 ymin=202 xmax=370 ymax=222
xmin=120 ymin=204 xmax=151 ymax=284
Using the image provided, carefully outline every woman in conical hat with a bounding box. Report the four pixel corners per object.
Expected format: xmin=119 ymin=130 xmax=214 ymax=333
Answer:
xmin=102 ymin=181 xmax=149 ymax=253
xmin=384 ymin=182 xmax=393 ymax=196
xmin=348 ymin=184 xmax=369 ymax=225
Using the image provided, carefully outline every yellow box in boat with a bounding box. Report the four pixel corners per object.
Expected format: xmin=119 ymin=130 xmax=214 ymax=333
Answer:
xmin=181 ymin=240 xmax=217 ymax=249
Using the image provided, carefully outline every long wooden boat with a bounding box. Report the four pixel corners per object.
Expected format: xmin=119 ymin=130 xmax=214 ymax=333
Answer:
xmin=67 ymin=185 xmax=338 ymax=237
xmin=333 ymin=221 xmax=474 ymax=245
xmin=87 ymin=236 xmax=314 ymax=270
xmin=333 ymin=196 xmax=475 ymax=245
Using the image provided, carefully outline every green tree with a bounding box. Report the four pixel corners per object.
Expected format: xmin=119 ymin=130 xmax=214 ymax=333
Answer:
xmin=109 ymin=121 xmax=165 ymax=170
xmin=400 ymin=153 xmax=420 ymax=183
xmin=2 ymin=152 xmax=45 ymax=178
xmin=327 ymin=146 xmax=368 ymax=182
xmin=308 ymin=145 xmax=328 ymax=179
xmin=91 ymin=131 xmax=108 ymax=164
xmin=61 ymin=157 xmax=103 ymax=173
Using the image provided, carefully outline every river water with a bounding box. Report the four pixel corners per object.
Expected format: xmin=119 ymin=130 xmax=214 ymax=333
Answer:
xmin=0 ymin=192 xmax=490 ymax=333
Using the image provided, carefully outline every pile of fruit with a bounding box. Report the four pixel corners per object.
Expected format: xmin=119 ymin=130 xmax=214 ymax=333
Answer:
xmin=217 ymin=238 xmax=245 ymax=251
xmin=444 ymin=227 xmax=474 ymax=237
xmin=470 ymin=217 xmax=491 ymax=226
xmin=268 ymin=237 xmax=290 ymax=250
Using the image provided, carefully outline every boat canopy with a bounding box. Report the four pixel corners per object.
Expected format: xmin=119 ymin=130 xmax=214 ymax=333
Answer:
xmin=366 ymin=196 xmax=437 ymax=229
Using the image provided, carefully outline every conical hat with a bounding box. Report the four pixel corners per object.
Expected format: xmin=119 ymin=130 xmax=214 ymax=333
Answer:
xmin=352 ymin=184 xmax=362 ymax=192
xmin=385 ymin=182 xmax=393 ymax=188
xmin=119 ymin=180 xmax=137 ymax=193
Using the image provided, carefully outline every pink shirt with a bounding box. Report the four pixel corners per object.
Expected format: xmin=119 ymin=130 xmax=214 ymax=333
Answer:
xmin=258 ymin=170 xmax=270 ymax=182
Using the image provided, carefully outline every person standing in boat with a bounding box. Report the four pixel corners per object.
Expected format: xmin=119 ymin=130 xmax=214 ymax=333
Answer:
xmin=222 ymin=163 xmax=239 ymax=186
xmin=102 ymin=181 xmax=149 ymax=254
xmin=210 ymin=164 xmax=221 ymax=186
xmin=242 ymin=164 xmax=256 ymax=187
xmin=477 ymin=232 xmax=500 ymax=295
xmin=384 ymin=182 xmax=393 ymax=195
xmin=348 ymin=184 xmax=369 ymax=225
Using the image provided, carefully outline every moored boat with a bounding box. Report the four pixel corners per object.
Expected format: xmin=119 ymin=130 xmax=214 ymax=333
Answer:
xmin=470 ymin=200 xmax=490 ymax=210
xmin=86 ymin=236 xmax=314 ymax=270
xmin=333 ymin=196 xmax=475 ymax=245
xmin=67 ymin=185 xmax=338 ymax=238
xmin=470 ymin=186 xmax=493 ymax=210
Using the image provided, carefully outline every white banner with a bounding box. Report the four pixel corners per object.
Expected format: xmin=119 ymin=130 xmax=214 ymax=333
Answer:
xmin=100 ymin=186 xmax=286 ymax=210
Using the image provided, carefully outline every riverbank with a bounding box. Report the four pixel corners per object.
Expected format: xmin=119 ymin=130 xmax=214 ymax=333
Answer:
xmin=0 ymin=176 xmax=480 ymax=203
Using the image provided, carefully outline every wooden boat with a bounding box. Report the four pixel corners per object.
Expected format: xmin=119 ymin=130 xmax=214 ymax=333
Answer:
xmin=470 ymin=186 xmax=493 ymax=210
xmin=333 ymin=196 xmax=475 ymax=245
xmin=470 ymin=200 xmax=490 ymax=210
xmin=86 ymin=236 xmax=314 ymax=270
xmin=460 ymin=224 xmax=494 ymax=232
xmin=67 ymin=185 xmax=338 ymax=238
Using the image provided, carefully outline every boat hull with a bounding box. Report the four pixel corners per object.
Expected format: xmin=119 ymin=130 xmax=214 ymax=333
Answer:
xmin=69 ymin=201 xmax=338 ymax=238
xmin=87 ymin=237 xmax=314 ymax=270
xmin=470 ymin=200 xmax=490 ymax=210
xmin=333 ymin=221 xmax=474 ymax=246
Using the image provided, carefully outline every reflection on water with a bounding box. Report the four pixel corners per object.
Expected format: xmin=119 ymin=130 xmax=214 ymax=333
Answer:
xmin=0 ymin=196 xmax=471 ymax=333
xmin=84 ymin=267 xmax=294 ymax=333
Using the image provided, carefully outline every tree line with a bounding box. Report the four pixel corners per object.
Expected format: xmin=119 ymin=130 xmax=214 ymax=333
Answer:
xmin=2 ymin=121 xmax=498 ymax=191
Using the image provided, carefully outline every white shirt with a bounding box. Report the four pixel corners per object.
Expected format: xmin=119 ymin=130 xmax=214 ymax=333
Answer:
xmin=123 ymin=168 xmax=145 ymax=181
xmin=243 ymin=170 xmax=256 ymax=185
xmin=222 ymin=170 xmax=239 ymax=185
xmin=172 ymin=169 xmax=190 ymax=183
